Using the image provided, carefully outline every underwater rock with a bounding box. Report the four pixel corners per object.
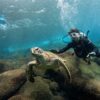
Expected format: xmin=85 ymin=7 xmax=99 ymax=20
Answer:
xmin=0 ymin=62 xmax=7 ymax=73
xmin=61 ymin=53 xmax=100 ymax=100
xmin=0 ymin=52 xmax=100 ymax=100
xmin=52 ymin=96 xmax=67 ymax=100
xmin=8 ymin=95 xmax=34 ymax=100
xmin=49 ymin=81 xmax=60 ymax=95
xmin=0 ymin=61 xmax=13 ymax=73
xmin=10 ymin=74 xmax=69 ymax=100
xmin=0 ymin=68 xmax=26 ymax=100
xmin=15 ymin=76 xmax=53 ymax=100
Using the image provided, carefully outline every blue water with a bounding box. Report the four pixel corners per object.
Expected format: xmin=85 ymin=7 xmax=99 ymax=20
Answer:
xmin=0 ymin=0 xmax=100 ymax=57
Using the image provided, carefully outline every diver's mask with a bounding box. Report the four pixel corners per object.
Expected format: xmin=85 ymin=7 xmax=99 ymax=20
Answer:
xmin=70 ymin=32 xmax=81 ymax=41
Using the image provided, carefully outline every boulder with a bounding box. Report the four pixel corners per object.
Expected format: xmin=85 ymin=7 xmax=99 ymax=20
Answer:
xmin=60 ymin=53 xmax=100 ymax=100
xmin=8 ymin=95 xmax=33 ymax=100
xmin=1 ymin=52 xmax=100 ymax=100
xmin=17 ymin=76 xmax=53 ymax=100
xmin=0 ymin=68 xmax=26 ymax=100
xmin=0 ymin=61 xmax=12 ymax=73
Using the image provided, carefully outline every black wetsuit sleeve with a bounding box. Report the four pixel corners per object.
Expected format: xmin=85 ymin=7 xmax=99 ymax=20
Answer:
xmin=57 ymin=43 xmax=73 ymax=53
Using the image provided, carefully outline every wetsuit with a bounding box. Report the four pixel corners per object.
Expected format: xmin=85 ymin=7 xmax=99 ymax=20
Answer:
xmin=57 ymin=37 xmax=100 ymax=59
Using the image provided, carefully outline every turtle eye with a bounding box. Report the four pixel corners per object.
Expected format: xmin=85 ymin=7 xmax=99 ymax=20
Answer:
xmin=35 ymin=48 xmax=39 ymax=50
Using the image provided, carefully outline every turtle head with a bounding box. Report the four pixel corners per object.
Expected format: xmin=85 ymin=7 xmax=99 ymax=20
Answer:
xmin=31 ymin=47 xmax=44 ymax=57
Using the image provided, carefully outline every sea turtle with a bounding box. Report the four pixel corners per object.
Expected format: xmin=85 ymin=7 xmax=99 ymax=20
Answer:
xmin=27 ymin=47 xmax=71 ymax=83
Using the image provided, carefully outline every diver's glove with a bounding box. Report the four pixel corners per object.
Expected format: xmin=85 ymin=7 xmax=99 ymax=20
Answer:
xmin=49 ymin=49 xmax=59 ymax=54
xmin=86 ymin=52 xmax=96 ymax=59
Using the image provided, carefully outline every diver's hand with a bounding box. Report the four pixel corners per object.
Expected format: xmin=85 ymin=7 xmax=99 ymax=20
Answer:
xmin=87 ymin=52 xmax=96 ymax=58
xmin=49 ymin=49 xmax=59 ymax=54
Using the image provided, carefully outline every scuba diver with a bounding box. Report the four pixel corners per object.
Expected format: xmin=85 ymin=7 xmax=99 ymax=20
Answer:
xmin=51 ymin=28 xmax=100 ymax=64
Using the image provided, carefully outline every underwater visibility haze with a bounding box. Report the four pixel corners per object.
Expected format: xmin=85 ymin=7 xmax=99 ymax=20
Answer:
xmin=1 ymin=1 xmax=100 ymax=100
xmin=0 ymin=0 xmax=100 ymax=58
